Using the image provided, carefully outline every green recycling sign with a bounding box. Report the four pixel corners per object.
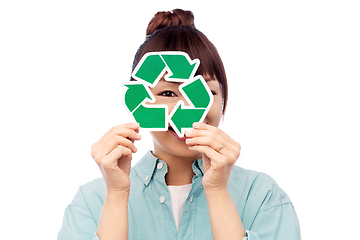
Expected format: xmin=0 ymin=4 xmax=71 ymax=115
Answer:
xmin=124 ymin=51 xmax=213 ymax=138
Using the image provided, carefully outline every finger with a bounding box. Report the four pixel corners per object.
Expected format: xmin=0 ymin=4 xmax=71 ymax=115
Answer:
xmin=191 ymin=122 xmax=239 ymax=147
xmin=92 ymin=123 xmax=141 ymax=153
xmin=188 ymin=140 xmax=233 ymax=162
xmin=190 ymin=142 xmax=239 ymax=169
xmin=96 ymin=135 xmax=138 ymax=161
xmin=107 ymin=123 xmax=142 ymax=142
xmin=188 ymin=145 xmax=228 ymax=167
xmin=97 ymin=123 xmax=140 ymax=143
xmin=187 ymin=122 xmax=241 ymax=152
xmin=186 ymin=127 xmax=232 ymax=153
xmin=100 ymin=145 xmax=132 ymax=169
xmin=185 ymin=136 xmax=223 ymax=151
xmin=187 ymin=137 xmax=235 ymax=160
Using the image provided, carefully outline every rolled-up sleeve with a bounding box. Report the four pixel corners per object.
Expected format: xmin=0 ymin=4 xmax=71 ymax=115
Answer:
xmin=244 ymin=202 xmax=300 ymax=240
xmin=243 ymin=230 xmax=260 ymax=240
xmin=236 ymin=170 xmax=301 ymax=240
xmin=57 ymin=187 xmax=99 ymax=240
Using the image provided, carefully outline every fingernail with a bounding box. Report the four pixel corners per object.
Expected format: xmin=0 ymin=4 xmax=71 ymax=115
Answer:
xmin=133 ymin=122 xmax=140 ymax=127
xmin=192 ymin=122 xmax=200 ymax=128
xmin=185 ymin=131 xmax=192 ymax=137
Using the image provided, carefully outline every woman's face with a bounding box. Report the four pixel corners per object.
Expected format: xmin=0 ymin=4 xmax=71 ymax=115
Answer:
xmin=149 ymin=75 xmax=223 ymax=160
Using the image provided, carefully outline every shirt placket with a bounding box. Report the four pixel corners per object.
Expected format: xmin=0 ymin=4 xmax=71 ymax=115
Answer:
xmin=153 ymin=160 xmax=178 ymax=240
xmin=176 ymin=161 xmax=203 ymax=240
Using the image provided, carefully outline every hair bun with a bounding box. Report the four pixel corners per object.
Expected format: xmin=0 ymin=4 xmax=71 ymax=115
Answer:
xmin=146 ymin=9 xmax=195 ymax=36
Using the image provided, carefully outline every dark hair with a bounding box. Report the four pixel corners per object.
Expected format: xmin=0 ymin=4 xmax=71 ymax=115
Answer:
xmin=131 ymin=9 xmax=228 ymax=113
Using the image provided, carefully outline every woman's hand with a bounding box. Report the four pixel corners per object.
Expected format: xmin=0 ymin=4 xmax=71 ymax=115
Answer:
xmin=91 ymin=123 xmax=141 ymax=195
xmin=185 ymin=122 xmax=241 ymax=193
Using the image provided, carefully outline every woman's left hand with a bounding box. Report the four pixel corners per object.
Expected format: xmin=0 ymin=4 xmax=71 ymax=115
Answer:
xmin=185 ymin=122 xmax=241 ymax=192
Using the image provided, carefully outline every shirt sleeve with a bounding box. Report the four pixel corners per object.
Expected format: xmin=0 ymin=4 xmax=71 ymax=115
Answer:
xmin=243 ymin=197 xmax=301 ymax=240
xmin=239 ymin=172 xmax=301 ymax=240
xmin=57 ymin=187 xmax=99 ymax=240
xmin=246 ymin=202 xmax=300 ymax=240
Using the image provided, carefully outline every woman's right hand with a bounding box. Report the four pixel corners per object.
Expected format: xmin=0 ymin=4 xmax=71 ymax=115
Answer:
xmin=91 ymin=123 xmax=141 ymax=195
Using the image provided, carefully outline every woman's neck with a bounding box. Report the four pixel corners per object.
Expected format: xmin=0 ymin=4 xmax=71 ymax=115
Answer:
xmin=152 ymin=143 xmax=201 ymax=186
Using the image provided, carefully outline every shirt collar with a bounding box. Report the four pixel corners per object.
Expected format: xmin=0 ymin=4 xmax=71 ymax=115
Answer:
xmin=133 ymin=150 xmax=204 ymax=187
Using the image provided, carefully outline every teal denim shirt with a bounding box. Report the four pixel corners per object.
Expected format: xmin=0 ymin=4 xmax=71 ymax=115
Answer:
xmin=58 ymin=151 xmax=300 ymax=240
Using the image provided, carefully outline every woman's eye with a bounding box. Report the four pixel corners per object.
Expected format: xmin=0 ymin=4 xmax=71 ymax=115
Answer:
xmin=160 ymin=91 xmax=177 ymax=97
xmin=211 ymin=90 xmax=217 ymax=95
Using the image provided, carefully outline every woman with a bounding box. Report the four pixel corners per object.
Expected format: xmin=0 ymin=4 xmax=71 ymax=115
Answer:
xmin=58 ymin=9 xmax=300 ymax=240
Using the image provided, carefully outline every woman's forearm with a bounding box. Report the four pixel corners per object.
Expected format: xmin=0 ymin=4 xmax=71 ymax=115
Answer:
xmin=97 ymin=191 xmax=129 ymax=240
xmin=205 ymin=189 xmax=245 ymax=240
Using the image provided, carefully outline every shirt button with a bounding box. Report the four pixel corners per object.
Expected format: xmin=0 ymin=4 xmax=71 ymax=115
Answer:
xmin=159 ymin=196 xmax=165 ymax=203
xmin=157 ymin=162 xmax=164 ymax=170
xmin=145 ymin=175 xmax=149 ymax=181
xmin=190 ymin=195 xmax=193 ymax=202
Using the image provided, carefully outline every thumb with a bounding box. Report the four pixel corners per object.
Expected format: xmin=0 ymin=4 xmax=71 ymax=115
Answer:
xmin=202 ymin=153 xmax=211 ymax=173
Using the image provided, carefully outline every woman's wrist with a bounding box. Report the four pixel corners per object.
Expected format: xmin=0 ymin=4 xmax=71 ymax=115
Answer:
xmin=106 ymin=189 xmax=130 ymax=200
xmin=204 ymin=187 xmax=229 ymax=201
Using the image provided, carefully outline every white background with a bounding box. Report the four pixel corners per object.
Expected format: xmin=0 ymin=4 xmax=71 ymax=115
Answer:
xmin=1 ymin=0 xmax=359 ymax=239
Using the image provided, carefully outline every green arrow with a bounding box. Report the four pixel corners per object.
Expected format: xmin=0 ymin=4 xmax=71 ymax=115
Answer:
xmin=126 ymin=51 xmax=213 ymax=136
xmin=124 ymin=84 xmax=153 ymax=112
xmin=133 ymin=54 xmax=166 ymax=85
xmin=170 ymin=103 xmax=205 ymax=136
xmin=181 ymin=77 xmax=211 ymax=108
xmin=161 ymin=54 xmax=198 ymax=80
xmin=133 ymin=104 xmax=167 ymax=129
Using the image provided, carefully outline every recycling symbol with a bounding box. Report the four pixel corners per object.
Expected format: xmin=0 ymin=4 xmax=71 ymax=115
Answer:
xmin=124 ymin=51 xmax=214 ymax=138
